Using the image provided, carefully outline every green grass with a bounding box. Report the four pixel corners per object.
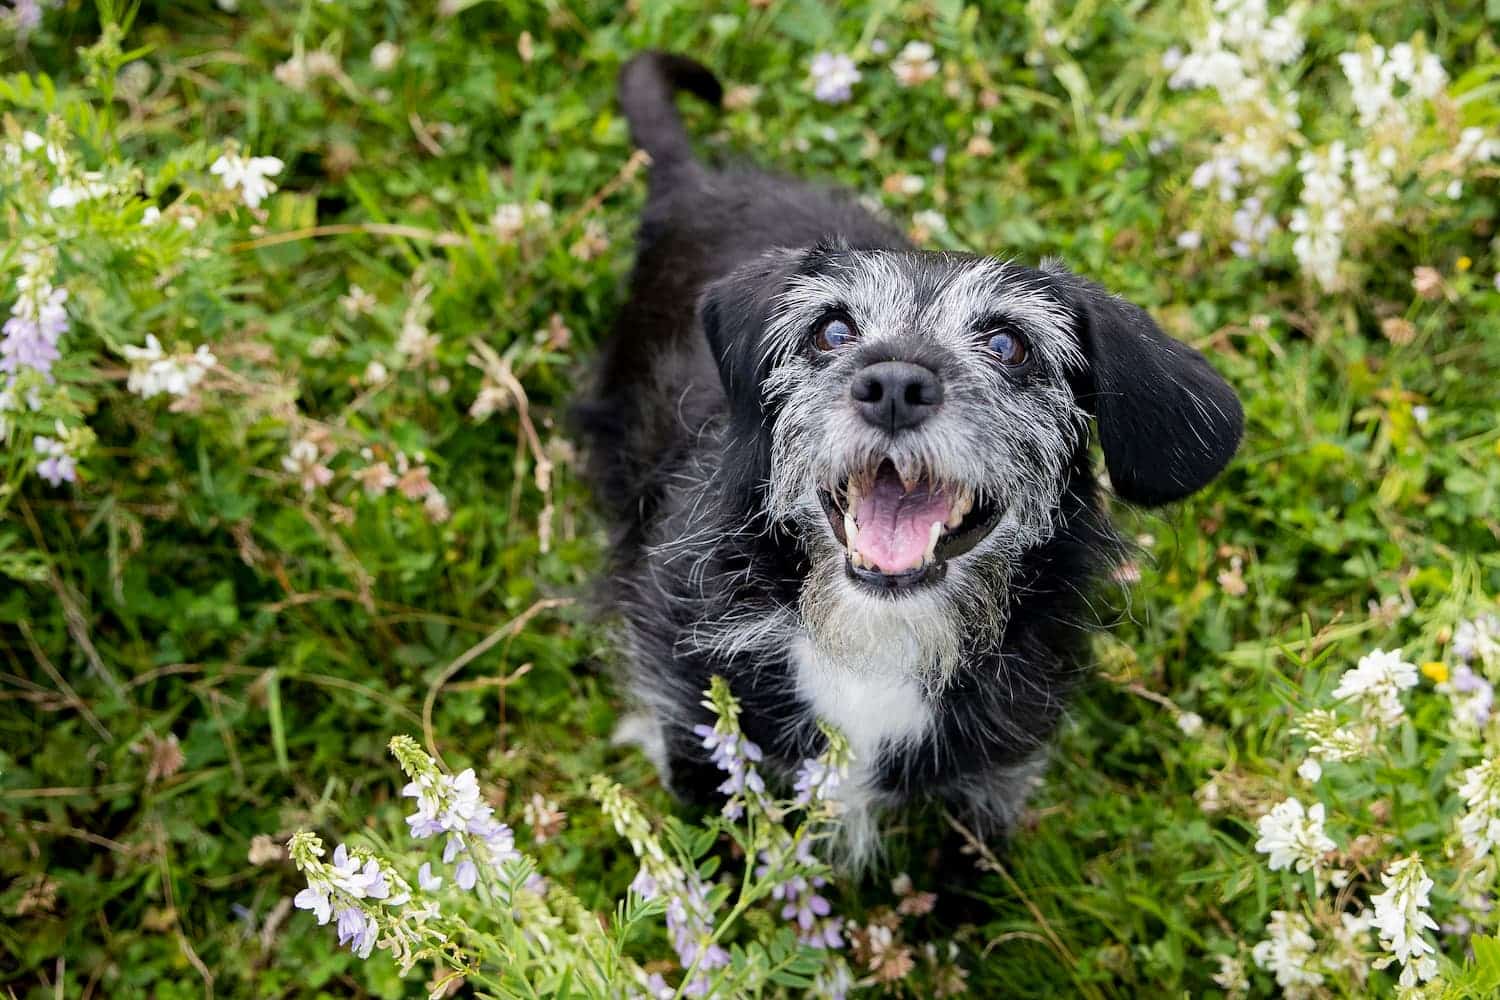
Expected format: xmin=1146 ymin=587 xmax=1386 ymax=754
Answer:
xmin=2 ymin=1 xmax=1499 ymax=997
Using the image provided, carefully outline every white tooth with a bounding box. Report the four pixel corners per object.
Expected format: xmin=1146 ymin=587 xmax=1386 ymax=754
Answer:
xmin=847 ymin=479 xmax=862 ymax=511
xmin=898 ymin=458 xmax=920 ymax=492
xmin=946 ymin=489 xmax=972 ymax=528
xmin=925 ymin=520 xmax=943 ymax=563
xmin=844 ymin=511 xmax=859 ymax=551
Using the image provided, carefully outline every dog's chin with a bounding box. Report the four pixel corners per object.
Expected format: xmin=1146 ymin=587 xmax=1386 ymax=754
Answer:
xmin=815 ymin=457 xmax=1004 ymax=597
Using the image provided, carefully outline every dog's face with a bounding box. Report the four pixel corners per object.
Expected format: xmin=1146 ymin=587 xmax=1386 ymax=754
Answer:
xmin=699 ymin=244 xmax=1242 ymax=641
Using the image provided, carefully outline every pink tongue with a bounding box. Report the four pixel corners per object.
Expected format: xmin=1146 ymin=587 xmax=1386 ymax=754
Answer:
xmin=853 ymin=467 xmax=952 ymax=574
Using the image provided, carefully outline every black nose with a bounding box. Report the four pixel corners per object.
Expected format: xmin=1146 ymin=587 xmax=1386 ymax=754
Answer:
xmin=850 ymin=361 xmax=943 ymax=433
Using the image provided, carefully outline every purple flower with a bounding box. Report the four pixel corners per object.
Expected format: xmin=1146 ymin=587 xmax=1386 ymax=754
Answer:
xmin=33 ymin=434 xmax=75 ymax=486
xmin=6 ymin=0 xmax=45 ymax=36
xmin=783 ymin=890 xmax=832 ymax=930
xmin=407 ymin=768 xmax=517 ymax=885
xmin=1446 ymin=664 xmax=1495 ymax=727
xmin=694 ymin=723 xmax=766 ymax=818
xmin=630 ymin=867 xmax=659 ymax=900
xmin=36 ymin=452 xmax=76 ymax=486
xmin=757 ymin=842 xmax=845 ymax=948
xmin=793 ymin=757 xmax=842 ymax=806
xmin=406 ymin=811 xmax=445 ymax=838
xmin=808 ymin=52 xmax=861 ymax=104
xmin=417 ymin=862 xmax=442 ymax=892
xmin=802 ymin=915 xmax=845 ymax=949
xmin=1 ymin=284 xmax=68 ymax=379
xmin=334 ymin=906 xmax=377 ymax=958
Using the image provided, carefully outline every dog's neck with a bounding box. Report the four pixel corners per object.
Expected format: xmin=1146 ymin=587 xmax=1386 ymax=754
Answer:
xmin=797 ymin=551 xmax=1011 ymax=693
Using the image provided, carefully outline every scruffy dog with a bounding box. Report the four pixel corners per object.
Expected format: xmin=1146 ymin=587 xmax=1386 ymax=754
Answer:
xmin=578 ymin=52 xmax=1243 ymax=865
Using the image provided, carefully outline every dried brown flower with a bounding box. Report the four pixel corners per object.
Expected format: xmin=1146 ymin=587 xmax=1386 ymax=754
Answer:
xmin=132 ymin=731 xmax=186 ymax=784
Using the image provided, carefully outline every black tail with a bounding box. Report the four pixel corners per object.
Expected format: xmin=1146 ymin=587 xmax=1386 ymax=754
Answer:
xmin=617 ymin=51 xmax=722 ymax=179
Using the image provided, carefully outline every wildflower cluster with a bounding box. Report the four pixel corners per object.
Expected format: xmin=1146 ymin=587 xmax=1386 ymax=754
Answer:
xmin=598 ymin=779 xmax=729 ymax=994
xmin=283 ymin=688 xmax=855 ymax=996
xmin=1231 ymin=612 xmax=1500 ymax=995
xmin=1165 ymin=3 xmax=1498 ymax=291
xmin=594 ymin=678 xmax=858 ymax=996
xmin=2 ymin=249 xmax=69 ymax=382
xmin=392 ymin=736 xmax=520 ymax=892
xmin=694 ymin=675 xmax=769 ymax=821
xmin=122 ymin=335 xmax=216 ymax=400
xmin=290 ymin=835 xmax=411 ymax=959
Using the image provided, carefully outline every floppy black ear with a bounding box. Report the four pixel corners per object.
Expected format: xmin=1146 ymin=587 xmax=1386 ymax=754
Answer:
xmin=1056 ymin=271 xmax=1243 ymax=506
xmin=697 ymin=248 xmax=809 ymax=506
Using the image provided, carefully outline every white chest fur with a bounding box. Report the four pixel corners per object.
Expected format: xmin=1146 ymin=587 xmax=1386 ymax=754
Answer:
xmin=789 ymin=630 xmax=934 ymax=865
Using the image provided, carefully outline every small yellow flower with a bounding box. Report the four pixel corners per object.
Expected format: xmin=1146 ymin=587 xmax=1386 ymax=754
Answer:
xmin=1457 ymin=256 xmax=1472 ymax=272
xmin=1420 ymin=661 xmax=1449 ymax=684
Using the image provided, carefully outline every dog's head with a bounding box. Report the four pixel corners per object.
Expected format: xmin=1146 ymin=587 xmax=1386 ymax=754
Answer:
xmin=699 ymin=242 xmax=1241 ymax=613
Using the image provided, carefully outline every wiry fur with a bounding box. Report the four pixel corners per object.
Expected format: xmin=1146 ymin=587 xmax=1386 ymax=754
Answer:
xmin=576 ymin=52 xmax=1244 ymax=868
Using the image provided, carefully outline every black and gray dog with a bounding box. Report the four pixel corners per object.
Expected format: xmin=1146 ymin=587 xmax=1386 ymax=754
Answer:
xmin=578 ymin=52 xmax=1242 ymax=865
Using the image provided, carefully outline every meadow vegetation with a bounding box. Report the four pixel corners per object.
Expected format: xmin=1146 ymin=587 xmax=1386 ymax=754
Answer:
xmin=2 ymin=1 xmax=1499 ymax=996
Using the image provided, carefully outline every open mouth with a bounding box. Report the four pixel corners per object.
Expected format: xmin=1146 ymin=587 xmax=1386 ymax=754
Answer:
xmin=818 ymin=459 xmax=1003 ymax=591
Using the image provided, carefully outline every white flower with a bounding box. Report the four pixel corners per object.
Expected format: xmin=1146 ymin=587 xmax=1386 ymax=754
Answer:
xmin=891 ymin=42 xmax=939 ymax=88
xmin=122 ymin=334 xmax=216 ymax=399
xmin=911 ymin=209 xmax=947 ymax=237
xmin=294 ymin=882 xmax=333 ymax=924
xmin=1294 ymin=709 xmax=1372 ymax=764
xmin=47 ymin=174 xmax=111 ymax=209
xmin=809 ymin=52 xmax=861 ymax=104
xmin=1325 ymin=908 xmax=1376 ymax=980
xmin=396 ymin=283 xmax=438 ymax=364
xmin=339 ymin=284 xmax=377 ymax=316
xmin=1370 ymin=855 xmax=1438 ymax=986
xmin=1456 ymin=127 xmax=1500 ymax=163
xmin=209 ymin=152 xmax=285 ymax=208
xmin=283 ymin=437 xmax=333 ymax=492
xmin=1459 ymin=757 xmax=1500 ymax=858
xmin=1176 ymin=229 xmax=1203 ymax=250
xmin=1287 ymin=141 xmax=1355 ymax=289
xmin=1252 ymin=910 xmax=1323 ymax=994
xmin=1229 ymin=194 xmax=1276 ymax=258
xmin=371 ymin=41 xmax=401 ymax=72
xmin=1254 ymin=797 xmax=1336 ymax=875
xmin=1212 ymin=953 xmax=1249 ymax=995
xmin=1177 ymin=711 xmax=1204 ymax=736
xmin=1297 ymin=758 xmax=1322 ymax=783
xmin=362 ymin=360 xmax=388 ymax=384
xmin=1331 ymin=648 xmax=1417 ymax=726
xmin=1189 ymin=153 xmax=1243 ymax=200
xmin=1340 ymin=47 xmax=1399 ymax=129
xmin=489 ymin=200 xmax=551 ymax=241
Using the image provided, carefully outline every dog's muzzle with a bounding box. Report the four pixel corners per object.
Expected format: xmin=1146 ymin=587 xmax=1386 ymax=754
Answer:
xmin=818 ymin=458 xmax=1004 ymax=592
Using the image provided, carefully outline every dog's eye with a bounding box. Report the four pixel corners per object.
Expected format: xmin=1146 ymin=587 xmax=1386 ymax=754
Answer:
xmin=986 ymin=328 xmax=1030 ymax=368
xmin=812 ymin=314 xmax=858 ymax=352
